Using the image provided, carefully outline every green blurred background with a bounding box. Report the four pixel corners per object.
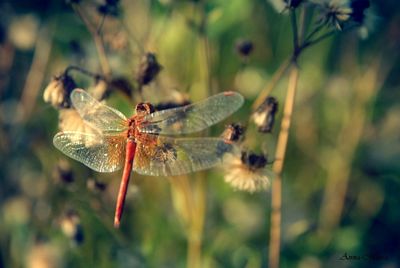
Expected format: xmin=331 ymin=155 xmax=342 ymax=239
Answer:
xmin=0 ymin=0 xmax=399 ymax=267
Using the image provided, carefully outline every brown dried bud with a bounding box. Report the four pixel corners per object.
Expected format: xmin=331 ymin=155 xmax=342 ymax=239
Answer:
xmin=87 ymin=178 xmax=107 ymax=192
xmin=241 ymin=151 xmax=268 ymax=170
xmin=253 ymin=96 xmax=278 ymax=133
xmin=110 ymin=77 xmax=134 ymax=97
xmin=284 ymin=0 xmax=303 ymax=9
xmin=235 ymin=39 xmax=254 ymax=57
xmin=53 ymin=159 xmax=74 ymax=184
xmin=60 ymin=210 xmax=84 ymax=245
xmin=154 ymin=100 xmax=191 ymax=111
xmin=43 ymin=74 xmax=76 ymax=108
xmin=136 ymin=53 xmax=162 ymax=86
xmin=221 ymin=123 xmax=246 ymax=143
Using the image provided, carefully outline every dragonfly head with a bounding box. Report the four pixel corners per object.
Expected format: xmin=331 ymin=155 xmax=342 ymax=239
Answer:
xmin=135 ymin=102 xmax=155 ymax=116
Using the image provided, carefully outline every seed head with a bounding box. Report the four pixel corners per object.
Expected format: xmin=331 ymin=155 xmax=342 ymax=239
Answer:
xmin=253 ymin=96 xmax=278 ymax=133
xmin=221 ymin=123 xmax=246 ymax=143
xmin=60 ymin=210 xmax=84 ymax=245
xmin=235 ymin=39 xmax=254 ymax=58
xmin=284 ymin=0 xmax=304 ymax=9
xmin=43 ymin=74 xmax=76 ymax=109
xmin=223 ymin=151 xmax=272 ymax=193
xmin=53 ymin=159 xmax=74 ymax=184
xmin=314 ymin=0 xmax=354 ymax=30
xmin=136 ymin=53 xmax=162 ymax=87
xmin=350 ymin=0 xmax=370 ymax=23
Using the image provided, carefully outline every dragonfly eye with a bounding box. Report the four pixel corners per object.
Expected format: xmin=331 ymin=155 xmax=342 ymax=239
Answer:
xmin=136 ymin=102 xmax=155 ymax=115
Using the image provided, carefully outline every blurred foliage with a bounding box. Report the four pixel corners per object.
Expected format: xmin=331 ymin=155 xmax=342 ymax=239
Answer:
xmin=0 ymin=0 xmax=400 ymax=267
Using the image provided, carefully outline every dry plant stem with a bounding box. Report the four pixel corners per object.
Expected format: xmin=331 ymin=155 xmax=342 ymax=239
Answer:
xmin=252 ymin=57 xmax=291 ymax=110
xmin=268 ymin=65 xmax=299 ymax=268
xmin=72 ymin=4 xmax=112 ymax=79
xmin=318 ymin=54 xmax=393 ymax=238
xmin=185 ymin=5 xmax=212 ymax=266
xmin=20 ymin=26 xmax=53 ymax=122
xmin=188 ymin=173 xmax=206 ymax=268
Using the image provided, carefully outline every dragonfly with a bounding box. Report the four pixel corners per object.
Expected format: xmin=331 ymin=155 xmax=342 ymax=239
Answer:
xmin=53 ymin=89 xmax=244 ymax=227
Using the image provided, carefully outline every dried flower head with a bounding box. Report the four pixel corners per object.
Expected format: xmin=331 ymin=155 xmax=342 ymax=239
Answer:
xmin=253 ymin=96 xmax=278 ymax=133
xmin=223 ymin=151 xmax=272 ymax=193
xmin=53 ymin=159 xmax=74 ymax=184
xmin=136 ymin=52 xmax=162 ymax=87
xmin=350 ymin=0 xmax=370 ymax=23
xmin=221 ymin=123 xmax=246 ymax=143
xmin=316 ymin=0 xmax=353 ymax=30
xmin=154 ymin=90 xmax=190 ymax=111
xmin=110 ymin=77 xmax=135 ymax=97
xmin=87 ymin=178 xmax=107 ymax=192
xmin=235 ymin=39 xmax=254 ymax=58
xmin=43 ymin=74 xmax=76 ymax=108
xmin=97 ymin=0 xmax=120 ymax=17
xmin=284 ymin=0 xmax=304 ymax=9
xmin=60 ymin=210 xmax=84 ymax=245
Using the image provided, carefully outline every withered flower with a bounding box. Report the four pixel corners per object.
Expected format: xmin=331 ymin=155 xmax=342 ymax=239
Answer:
xmin=221 ymin=123 xmax=246 ymax=143
xmin=284 ymin=0 xmax=304 ymax=9
xmin=350 ymin=0 xmax=370 ymax=23
xmin=60 ymin=210 xmax=84 ymax=245
xmin=97 ymin=0 xmax=120 ymax=17
xmin=154 ymin=90 xmax=190 ymax=111
xmin=235 ymin=39 xmax=254 ymax=58
xmin=136 ymin=52 xmax=162 ymax=87
xmin=223 ymin=151 xmax=272 ymax=193
xmin=43 ymin=74 xmax=76 ymax=108
xmin=253 ymin=96 xmax=278 ymax=133
xmin=87 ymin=178 xmax=107 ymax=192
xmin=315 ymin=0 xmax=353 ymax=30
xmin=110 ymin=77 xmax=135 ymax=97
xmin=53 ymin=159 xmax=74 ymax=184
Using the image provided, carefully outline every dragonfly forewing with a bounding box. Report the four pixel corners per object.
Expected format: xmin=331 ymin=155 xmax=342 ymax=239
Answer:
xmin=71 ymin=89 xmax=128 ymax=133
xmin=138 ymin=91 xmax=244 ymax=135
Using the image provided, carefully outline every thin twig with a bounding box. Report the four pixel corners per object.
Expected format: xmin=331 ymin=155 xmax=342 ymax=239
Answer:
xmin=19 ymin=26 xmax=53 ymax=122
xmin=290 ymin=9 xmax=299 ymax=48
xmin=72 ymin=4 xmax=112 ymax=79
xmin=252 ymin=57 xmax=291 ymax=111
xmin=65 ymin=65 xmax=105 ymax=80
xmin=318 ymin=50 xmax=396 ymax=241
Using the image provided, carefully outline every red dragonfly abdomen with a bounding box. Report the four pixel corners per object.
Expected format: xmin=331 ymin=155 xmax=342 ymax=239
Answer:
xmin=114 ymin=139 xmax=137 ymax=228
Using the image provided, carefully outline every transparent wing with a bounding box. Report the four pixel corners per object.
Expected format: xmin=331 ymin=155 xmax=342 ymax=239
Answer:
xmin=53 ymin=131 xmax=126 ymax=172
xmin=71 ymin=89 xmax=128 ymax=132
xmin=139 ymin=91 xmax=244 ymax=135
xmin=133 ymin=134 xmax=238 ymax=176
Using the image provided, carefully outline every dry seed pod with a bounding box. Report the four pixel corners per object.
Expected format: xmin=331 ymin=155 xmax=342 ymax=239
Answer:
xmin=223 ymin=150 xmax=272 ymax=193
xmin=253 ymin=96 xmax=278 ymax=133
xmin=221 ymin=123 xmax=246 ymax=143
xmin=136 ymin=53 xmax=162 ymax=87
xmin=43 ymin=74 xmax=76 ymax=108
